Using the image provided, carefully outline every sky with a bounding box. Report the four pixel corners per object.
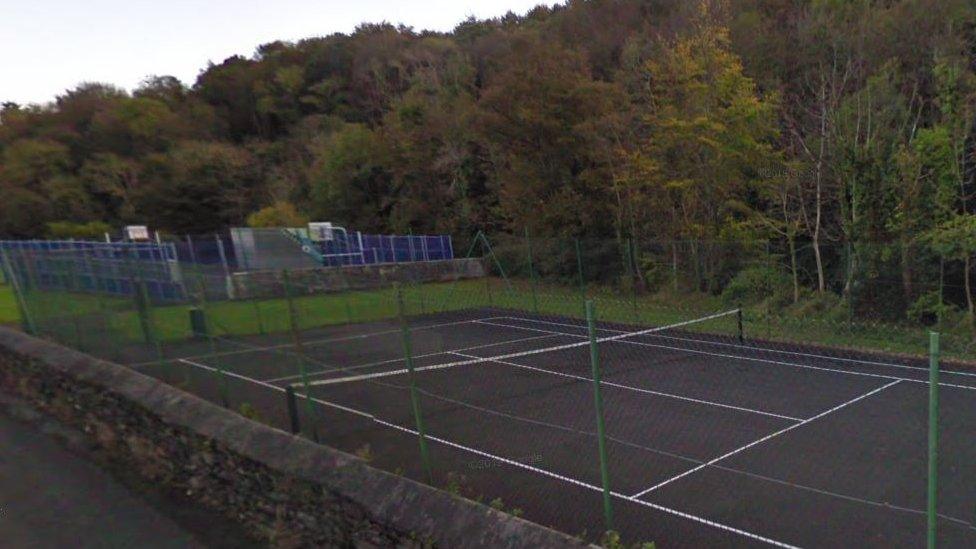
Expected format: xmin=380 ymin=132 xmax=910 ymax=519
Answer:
xmin=0 ymin=0 xmax=558 ymax=106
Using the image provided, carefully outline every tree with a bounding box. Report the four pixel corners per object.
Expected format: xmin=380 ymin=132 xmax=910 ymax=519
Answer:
xmin=625 ymin=0 xmax=779 ymax=291
xmin=477 ymin=34 xmax=621 ymax=237
xmin=135 ymin=141 xmax=259 ymax=233
xmin=246 ymin=201 xmax=309 ymax=228
xmin=307 ymin=123 xmax=393 ymax=231
xmin=46 ymin=220 xmax=112 ymax=239
xmin=925 ymin=215 xmax=976 ymax=318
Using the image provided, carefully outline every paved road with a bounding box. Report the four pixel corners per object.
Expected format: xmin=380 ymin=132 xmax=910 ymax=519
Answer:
xmin=0 ymin=397 xmax=207 ymax=548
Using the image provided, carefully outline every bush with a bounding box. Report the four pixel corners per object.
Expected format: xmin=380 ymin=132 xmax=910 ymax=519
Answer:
xmin=246 ymin=201 xmax=309 ymax=228
xmin=637 ymin=257 xmax=673 ymax=293
xmin=46 ymin=220 xmax=112 ymax=240
xmin=721 ymin=264 xmax=793 ymax=307
xmin=907 ymin=291 xmax=960 ymax=326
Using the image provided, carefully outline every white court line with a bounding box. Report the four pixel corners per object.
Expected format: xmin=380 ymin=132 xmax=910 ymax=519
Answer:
xmin=303 ymin=310 xmax=740 ymax=387
xmin=374 ymin=419 xmax=798 ymax=548
xmin=264 ymin=333 xmax=563 ymax=384
xmin=176 ymin=358 xmax=372 ymax=418
xmin=476 ymin=319 xmax=976 ymax=392
xmin=630 ymin=380 xmax=902 ymax=498
xmin=500 ymin=315 xmax=976 ymax=380
xmin=449 ymin=352 xmax=803 ymax=422
xmin=131 ymin=316 xmax=507 ymax=367
xmin=175 ymin=356 xmax=797 ymax=547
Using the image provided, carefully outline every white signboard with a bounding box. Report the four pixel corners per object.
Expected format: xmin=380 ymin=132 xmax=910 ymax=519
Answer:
xmin=125 ymin=225 xmax=150 ymax=241
xmin=308 ymin=222 xmax=334 ymax=242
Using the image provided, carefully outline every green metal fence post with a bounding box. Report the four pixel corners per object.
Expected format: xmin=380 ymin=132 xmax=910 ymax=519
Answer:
xmin=846 ymin=241 xmax=854 ymax=331
xmin=0 ymin=249 xmax=35 ymax=334
xmin=65 ymin=259 xmax=89 ymax=351
xmin=123 ymin=250 xmax=155 ymax=347
xmin=575 ymin=239 xmax=586 ymax=310
xmin=437 ymin=230 xmax=485 ymax=313
xmin=397 ymin=283 xmax=433 ymax=483
xmin=335 ymin=267 xmax=355 ymax=323
xmin=285 ymin=385 xmax=301 ymax=435
xmin=938 ymin=256 xmax=945 ymax=327
xmin=525 ymin=227 xmax=539 ymax=314
xmin=283 ymin=269 xmax=319 ymax=442
xmin=22 ymin=249 xmax=43 ymax=334
xmin=928 ymin=331 xmax=940 ymax=549
xmin=191 ymin=266 xmax=230 ymax=407
xmin=408 ymin=229 xmax=428 ymax=316
xmin=765 ymin=240 xmax=772 ymax=340
xmin=585 ymin=300 xmax=614 ymax=532
xmin=233 ymin=232 xmax=266 ymax=334
xmin=483 ymin=235 xmax=495 ymax=308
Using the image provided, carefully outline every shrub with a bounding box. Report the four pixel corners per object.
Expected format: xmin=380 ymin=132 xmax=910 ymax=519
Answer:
xmin=721 ymin=264 xmax=793 ymax=307
xmin=246 ymin=201 xmax=309 ymax=228
xmin=907 ymin=290 xmax=958 ymax=326
xmin=46 ymin=220 xmax=112 ymax=240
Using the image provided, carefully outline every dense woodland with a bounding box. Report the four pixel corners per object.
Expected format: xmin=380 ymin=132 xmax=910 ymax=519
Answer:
xmin=4 ymin=0 xmax=976 ymax=324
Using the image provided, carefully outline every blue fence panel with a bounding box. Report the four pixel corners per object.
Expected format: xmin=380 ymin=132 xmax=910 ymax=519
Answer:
xmin=173 ymin=233 xmax=236 ymax=269
xmin=0 ymin=239 xmax=184 ymax=302
xmin=311 ymin=232 xmax=453 ymax=266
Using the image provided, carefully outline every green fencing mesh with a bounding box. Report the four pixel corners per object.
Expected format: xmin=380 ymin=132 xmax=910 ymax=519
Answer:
xmin=2 ymin=233 xmax=974 ymax=547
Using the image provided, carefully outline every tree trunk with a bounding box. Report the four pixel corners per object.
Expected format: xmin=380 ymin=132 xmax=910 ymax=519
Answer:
xmin=812 ymin=231 xmax=825 ymax=293
xmin=812 ymin=83 xmax=828 ymax=294
xmin=789 ymin=236 xmax=800 ymax=303
xmin=900 ymin=239 xmax=913 ymax=308
xmin=966 ymin=255 xmax=974 ymax=321
xmin=671 ymin=242 xmax=679 ymax=292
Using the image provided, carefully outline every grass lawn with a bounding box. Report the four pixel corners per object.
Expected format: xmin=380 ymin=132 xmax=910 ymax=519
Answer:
xmin=16 ymin=274 xmax=961 ymax=362
xmin=0 ymin=284 xmax=19 ymax=324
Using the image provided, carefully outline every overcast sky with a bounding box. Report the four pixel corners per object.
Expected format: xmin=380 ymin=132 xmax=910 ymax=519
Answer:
xmin=1 ymin=0 xmax=557 ymax=106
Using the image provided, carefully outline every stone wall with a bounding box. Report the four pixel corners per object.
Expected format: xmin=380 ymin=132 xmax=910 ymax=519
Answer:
xmin=231 ymin=258 xmax=485 ymax=299
xmin=0 ymin=327 xmax=587 ymax=548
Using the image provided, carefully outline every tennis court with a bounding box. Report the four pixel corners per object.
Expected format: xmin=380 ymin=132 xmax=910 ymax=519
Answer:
xmin=129 ymin=307 xmax=976 ymax=548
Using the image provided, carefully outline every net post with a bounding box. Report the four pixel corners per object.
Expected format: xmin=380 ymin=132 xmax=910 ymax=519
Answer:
xmin=283 ymin=269 xmax=319 ymax=442
xmin=285 ymin=385 xmax=301 ymax=435
xmin=927 ymin=331 xmax=940 ymax=549
xmin=525 ymin=227 xmax=539 ymax=314
xmin=396 ymin=283 xmax=433 ymax=483
xmin=737 ymin=306 xmax=744 ymax=344
xmin=585 ymin=300 xmax=614 ymax=532
xmin=575 ymin=238 xmax=586 ymax=309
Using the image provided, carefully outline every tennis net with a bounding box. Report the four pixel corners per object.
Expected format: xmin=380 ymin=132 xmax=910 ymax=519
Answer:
xmin=298 ymin=308 xmax=742 ymax=388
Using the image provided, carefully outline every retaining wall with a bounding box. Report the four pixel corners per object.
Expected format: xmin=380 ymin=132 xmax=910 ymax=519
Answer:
xmin=231 ymin=258 xmax=485 ymax=299
xmin=0 ymin=327 xmax=587 ymax=548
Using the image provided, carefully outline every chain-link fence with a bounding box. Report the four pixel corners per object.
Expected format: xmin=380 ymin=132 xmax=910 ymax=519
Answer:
xmin=0 ymin=233 xmax=972 ymax=547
